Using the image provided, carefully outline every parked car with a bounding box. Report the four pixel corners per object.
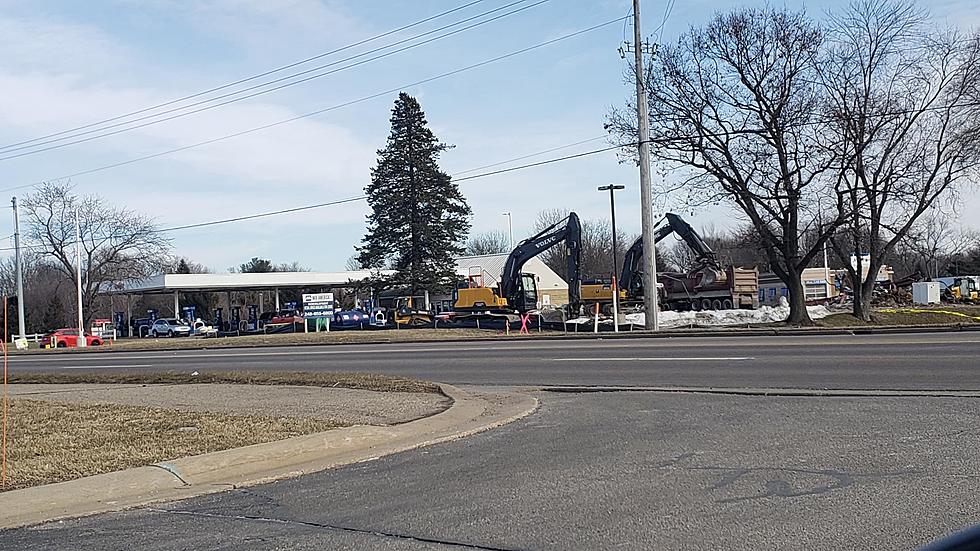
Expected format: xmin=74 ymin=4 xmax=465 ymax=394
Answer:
xmin=41 ymin=328 xmax=103 ymax=348
xmin=150 ymin=318 xmax=192 ymax=337
xmin=260 ymin=309 xmax=305 ymax=325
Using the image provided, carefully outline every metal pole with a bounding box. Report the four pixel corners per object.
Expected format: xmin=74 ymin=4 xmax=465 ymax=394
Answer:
xmin=599 ymin=184 xmax=625 ymax=333
xmin=503 ymin=212 xmax=513 ymax=249
xmin=633 ymin=0 xmax=659 ymax=331
xmin=11 ymin=198 xmax=25 ymax=343
xmin=74 ymin=208 xmax=86 ymax=347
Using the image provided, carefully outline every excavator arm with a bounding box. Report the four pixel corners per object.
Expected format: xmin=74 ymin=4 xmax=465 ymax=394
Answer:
xmin=500 ymin=212 xmax=582 ymax=312
xmin=619 ymin=213 xmax=722 ymax=297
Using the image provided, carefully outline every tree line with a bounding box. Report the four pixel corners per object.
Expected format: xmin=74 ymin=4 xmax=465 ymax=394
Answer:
xmin=607 ymin=0 xmax=980 ymax=323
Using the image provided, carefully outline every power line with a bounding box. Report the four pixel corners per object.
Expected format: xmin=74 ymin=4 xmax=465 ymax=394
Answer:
xmin=0 ymin=137 xmax=631 ymax=253
xmin=0 ymin=16 xmax=628 ymax=195
xmin=0 ymin=0 xmax=487 ymax=153
xmin=454 ymin=143 xmax=627 ymax=181
xmin=0 ymin=0 xmax=549 ymax=161
xmin=451 ymin=135 xmax=606 ymax=175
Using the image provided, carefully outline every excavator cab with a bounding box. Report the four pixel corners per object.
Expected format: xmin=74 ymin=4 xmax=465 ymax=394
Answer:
xmin=512 ymin=273 xmax=538 ymax=313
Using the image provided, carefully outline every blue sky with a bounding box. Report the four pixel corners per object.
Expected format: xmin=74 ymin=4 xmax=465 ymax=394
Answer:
xmin=0 ymin=0 xmax=977 ymax=272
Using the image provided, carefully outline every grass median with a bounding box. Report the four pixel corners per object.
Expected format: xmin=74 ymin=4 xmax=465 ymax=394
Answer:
xmin=0 ymin=372 xmax=443 ymax=492
xmin=2 ymin=399 xmax=338 ymax=492
xmin=816 ymin=306 xmax=980 ymax=328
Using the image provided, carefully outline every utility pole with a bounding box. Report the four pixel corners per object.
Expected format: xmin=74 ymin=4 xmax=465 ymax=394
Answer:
xmin=11 ymin=198 xmax=25 ymax=344
xmin=74 ymin=208 xmax=86 ymax=347
xmin=502 ymin=212 xmax=514 ymax=250
xmin=630 ymin=0 xmax=659 ymax=331
xmin=598 ymin=184 xmax=625 ymax=332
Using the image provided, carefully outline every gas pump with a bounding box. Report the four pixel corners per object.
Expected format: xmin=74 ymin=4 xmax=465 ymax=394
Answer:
xmin=230 ymin=306 xmax=242 ymax=332
xmin=147 ymin=309 xmax=158 ymax=322
xmin=113 ymin=312 xmax=127 ymax=338
xmin=213 ymin=308 xmax=224 ymax=331
xmin=247 ymin=305 xmax=259 ymax=331
xmin=181 ymin=306 xmax=196 ymax=333
xmin=284 ymin=301 xmax=297 ymax=311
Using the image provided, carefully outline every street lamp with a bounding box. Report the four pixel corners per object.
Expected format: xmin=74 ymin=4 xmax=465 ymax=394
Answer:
xmin=598 ymin=184 xmax=625 ymax=332
xmin=502 ymin=212 xmax=514 ymax=250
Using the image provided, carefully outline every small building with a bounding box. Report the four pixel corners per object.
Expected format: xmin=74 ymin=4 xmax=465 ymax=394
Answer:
xmin=758 ymin=264 xmax=893 ymax=306
xmin=455 ymin=254 xmax=569 ymax=307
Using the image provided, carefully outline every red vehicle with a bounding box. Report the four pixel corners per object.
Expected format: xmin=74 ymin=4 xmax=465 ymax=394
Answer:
xmin=259 ymin=309 xmax=305 ymax=326
xmin=41 ymin=328 xmax=104 ymax=348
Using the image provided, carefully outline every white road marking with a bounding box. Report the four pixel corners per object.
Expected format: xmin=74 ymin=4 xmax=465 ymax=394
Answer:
xmin=8 ymin=335 xmax=978 ymax=364
xmin=550 ymin=357 xmax=754 ymax=362
xmin=59 ymin=364 xmax=153 ymax=370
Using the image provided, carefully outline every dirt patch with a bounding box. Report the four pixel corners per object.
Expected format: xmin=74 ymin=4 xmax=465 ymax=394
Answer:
xmin=2 ymin=399 xmax=338 ymax=492
xmin=8 ymin=370 xmax=439 ymax=394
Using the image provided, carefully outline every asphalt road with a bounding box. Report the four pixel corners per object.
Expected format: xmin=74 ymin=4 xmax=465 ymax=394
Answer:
xmin=10 ymin=332 xmax=980 ymax=390
xmin=4 ymin=332 xmax=979 ymax=549
xmin=4 ymin=389 xmax=978 ymax=550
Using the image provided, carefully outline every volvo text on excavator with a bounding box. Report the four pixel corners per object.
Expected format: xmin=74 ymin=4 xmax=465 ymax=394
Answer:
xmin=454 ymin=213 xmax=582 ymax=315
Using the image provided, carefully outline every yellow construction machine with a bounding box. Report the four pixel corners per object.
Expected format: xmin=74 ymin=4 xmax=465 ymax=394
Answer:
xmin=944 ymin=277 xmax=979 ymax=303
xmin=454 ymin=213 xmax=582 ymax=315
xmin=392 ymin=296 xmax=435 ymax=326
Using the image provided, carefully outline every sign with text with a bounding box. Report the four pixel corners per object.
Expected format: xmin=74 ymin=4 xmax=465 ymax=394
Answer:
xmin=302 ymin=292 xmax=335 ymax=319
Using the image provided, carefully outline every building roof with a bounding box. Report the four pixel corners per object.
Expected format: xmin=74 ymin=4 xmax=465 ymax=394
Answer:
xmin=104 ymin=270 xmax=393 ymax=294
xmin=456 ymin=254 xmax=567 ymax=290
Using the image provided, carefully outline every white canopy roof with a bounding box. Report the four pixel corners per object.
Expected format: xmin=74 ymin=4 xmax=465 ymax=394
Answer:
xmin=105 ymin=270 xmax=393 ymax=294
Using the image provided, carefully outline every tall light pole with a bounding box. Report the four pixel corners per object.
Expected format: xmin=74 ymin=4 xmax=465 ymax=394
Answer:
xmin=598 ymin=184 xmax=625 ymax=332
xmin=502 ymin=212 xmax=514 ymax=250
xmin=632 ymin=0 xmax=660 ymax=331
xmin=11 ymin=198 xmax=25 ymax=344
xmin=74 ymin=208 xmax=86 ymax=347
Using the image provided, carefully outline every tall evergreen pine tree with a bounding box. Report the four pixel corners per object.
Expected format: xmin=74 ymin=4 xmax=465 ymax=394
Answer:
xmin=358 ymin=93 xmax=471 ymax=292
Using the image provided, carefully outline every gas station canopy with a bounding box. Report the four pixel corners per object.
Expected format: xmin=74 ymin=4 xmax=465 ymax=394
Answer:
xmin=104 ymin=271 xmax=393 ymax=295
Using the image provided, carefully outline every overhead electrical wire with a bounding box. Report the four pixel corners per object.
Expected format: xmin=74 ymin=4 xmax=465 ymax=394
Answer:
xmin=0 ymin=16 xmax=628 ymax=195
xmin=0 ymin=0 xmax=488 ymax=153
xmin=0 ymin=0 xmax=549 ymax=161
xmin=0 ymin=138 xmax=633 ymax=253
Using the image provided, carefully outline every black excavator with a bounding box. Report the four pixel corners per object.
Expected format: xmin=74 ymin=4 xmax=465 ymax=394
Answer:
xmin=618 ymin=213 xmax=758 ymax=311
xmin=454 ymin=212 xmax=582 ymax=315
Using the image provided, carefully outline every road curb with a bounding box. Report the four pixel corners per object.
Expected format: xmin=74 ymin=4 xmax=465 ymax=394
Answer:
xmin=13 ymin=322 xmax=980 ymax=357
xmin=0 ymin=384 xmax=538 ymax=530
xmin=540 ymin=385 xmax=980 ymax=397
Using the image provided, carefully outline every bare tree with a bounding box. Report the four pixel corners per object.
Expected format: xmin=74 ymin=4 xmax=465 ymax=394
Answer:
xmin=821 ymin=1 xmax=980 ymax=319
xmin=465 ymin=231 xmax=511 ymax=256
xmin=344 ymin=254 xmax=363 ymax=271
xmin=891 ymin=210 xmax=978 ymax=279
xmin=608 ymin=6 xmax=845 ymax=324
xmin=22 ymin=181 xmax=171 ymax=325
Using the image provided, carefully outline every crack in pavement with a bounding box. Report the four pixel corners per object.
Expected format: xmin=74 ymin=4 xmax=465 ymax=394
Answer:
xmin=144 ymin=507 xmax=528 ymax=550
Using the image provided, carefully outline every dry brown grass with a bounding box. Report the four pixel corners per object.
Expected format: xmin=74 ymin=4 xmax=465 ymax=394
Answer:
xmin=7 ymin=371 xmax=440 ymax=394
xmin=1 ymin=398 xmax=338 ymax=492
xmin=816 ymin=308 xmax=980 ymax=327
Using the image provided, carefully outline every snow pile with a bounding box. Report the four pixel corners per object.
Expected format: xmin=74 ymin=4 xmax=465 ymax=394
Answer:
xmin=568 ymin=297 xmax=833 ymax=328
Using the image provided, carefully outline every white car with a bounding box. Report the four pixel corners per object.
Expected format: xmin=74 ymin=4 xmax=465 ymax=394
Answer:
xmin=151 ymin=318 xmax=192 ymax=338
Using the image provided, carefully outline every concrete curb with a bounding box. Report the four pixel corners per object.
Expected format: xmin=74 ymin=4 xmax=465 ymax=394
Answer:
xmin=0 ymin=384 xmax=538 ymax=530
xmin=541 ymin=385 xmax=980 ymax=398
xmin=13 ymin=322 xmax=980 ymax=357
